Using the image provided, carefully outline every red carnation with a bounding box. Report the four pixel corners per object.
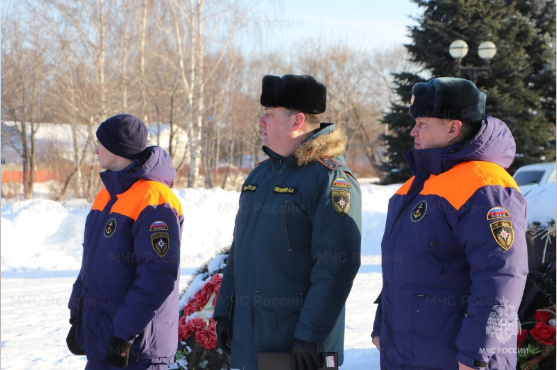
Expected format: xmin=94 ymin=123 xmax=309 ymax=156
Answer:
xmin=517 ymin=328 xmax=527 ymax=347
xmin=534 ymin=309 xmax=553 ymax=324
xmin=177 ymin=273 xmax=223 ymax=350
xmin=530 ymin=322 xmax=556 ymax=346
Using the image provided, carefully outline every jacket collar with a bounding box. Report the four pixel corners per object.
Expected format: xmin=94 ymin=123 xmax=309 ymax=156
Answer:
xmin=99 ymin=146 xmax=176 ymax=198
xmin=406 ymin=115 xmax=517 ymax=177
xmin=262 ymin=123 xmax=347 ymax=166
xmin=406 ymin=140 xmax=466 ymax=177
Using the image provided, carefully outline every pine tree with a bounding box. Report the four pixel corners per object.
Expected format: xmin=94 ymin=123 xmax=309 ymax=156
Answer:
xmin=380 ymin=0 xmax=556 ymax=184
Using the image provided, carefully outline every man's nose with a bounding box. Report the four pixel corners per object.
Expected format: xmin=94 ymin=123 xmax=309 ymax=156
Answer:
xmin=410 ymin=124 xmax=418 ymax=137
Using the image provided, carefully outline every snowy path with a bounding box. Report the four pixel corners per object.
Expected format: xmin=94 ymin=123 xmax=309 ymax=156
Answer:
xmin=1 ymin=270 xmax=380 ymax=369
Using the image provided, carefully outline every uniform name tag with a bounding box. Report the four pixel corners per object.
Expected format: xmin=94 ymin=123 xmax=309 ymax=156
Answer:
xmin=273 ymin=186 xmax=296 ymax=194
xmin=243 ymin=184 xmax=258 ymax=192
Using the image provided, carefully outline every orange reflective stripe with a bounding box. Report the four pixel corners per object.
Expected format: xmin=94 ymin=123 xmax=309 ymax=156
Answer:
xmin=395 ymin=177 xmax=415 ymax=195
xmin=110 ymin=180 xmax=183 ymax=221
xmin=91 ymin=189 xmax=111 ymax=211
xmin=420 ymin=161 xmax=519 ymax=210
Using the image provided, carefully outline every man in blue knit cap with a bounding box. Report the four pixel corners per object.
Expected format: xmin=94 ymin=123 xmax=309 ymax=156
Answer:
xmin=67 ymin=114 xmax=184 ymax=369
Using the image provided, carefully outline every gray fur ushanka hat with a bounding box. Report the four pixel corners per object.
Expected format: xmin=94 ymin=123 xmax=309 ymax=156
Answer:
xmin=260 ymin=74 xmax=326 ymax=114
xmin=409 ymin=77 xmax=486 ymax=123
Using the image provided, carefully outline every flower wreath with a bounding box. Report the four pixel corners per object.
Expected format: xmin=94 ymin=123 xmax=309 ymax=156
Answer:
xmin=170 ymin=248 xmax=230 ymax=370
xmin=517 ymin=264 xmax=556 ymax=370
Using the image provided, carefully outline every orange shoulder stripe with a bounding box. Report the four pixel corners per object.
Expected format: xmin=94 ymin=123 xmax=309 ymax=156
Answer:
xmin=91 ymin=189 xmax=111 ymax=211
xmin=420 ymin=161 xmax=519 ymax=210
xmin=395 ymin=177 xmax=415 ymax=195
xmin=110 ymin=180 xmax=183 ymax=221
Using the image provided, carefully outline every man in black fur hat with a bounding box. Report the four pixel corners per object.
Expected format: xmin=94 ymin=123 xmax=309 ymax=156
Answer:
xmin=214 ymin=74 xmax=362 ymax=370
xmin=371 ymin=77 xmax=528 ymax=369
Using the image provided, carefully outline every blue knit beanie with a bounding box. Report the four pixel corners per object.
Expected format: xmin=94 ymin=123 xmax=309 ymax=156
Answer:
xmin=96 ymin=114 xmax=148 ymax=159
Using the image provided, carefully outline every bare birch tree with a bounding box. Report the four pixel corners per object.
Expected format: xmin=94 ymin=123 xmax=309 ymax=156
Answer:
xmin=161 ymin=0 xmax=251 ymax=187
xmin=41 ymin=0 xmax=132 ymax=199
xmin=1 ymin=3 xmax=54 ymax=198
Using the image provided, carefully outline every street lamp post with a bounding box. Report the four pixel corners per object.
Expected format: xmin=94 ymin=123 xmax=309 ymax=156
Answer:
xmin=449 ymin=40 xmax=497 ymax=82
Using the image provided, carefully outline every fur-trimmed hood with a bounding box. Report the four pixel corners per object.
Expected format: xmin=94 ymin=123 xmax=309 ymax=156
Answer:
xmin=293 ymin=123 xmax=347 ymax=166
xmin=262 ymin=123 xmax=347 ymax=166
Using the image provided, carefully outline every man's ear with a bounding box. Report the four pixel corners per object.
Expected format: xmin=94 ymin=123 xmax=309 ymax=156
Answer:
xmin=292 ymin=112 xmax=306 ymax=131
xmin=447 ymin=119 xmax=463 ymax=142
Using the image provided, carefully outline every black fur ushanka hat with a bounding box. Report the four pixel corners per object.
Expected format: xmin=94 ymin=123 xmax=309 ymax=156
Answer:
xmin=409 ymin=77 xmax=486 ymax=123
xmin=260 ymin=74 xmax=326 ymax=114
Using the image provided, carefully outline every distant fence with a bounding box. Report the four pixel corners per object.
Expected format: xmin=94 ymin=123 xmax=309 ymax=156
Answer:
xmin=1 ymin=170 xmax=61 ymax=183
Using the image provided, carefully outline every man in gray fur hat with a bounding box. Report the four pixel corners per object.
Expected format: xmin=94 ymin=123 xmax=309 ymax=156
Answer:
xmin=214 ymin=74 xmax=362 ymax=370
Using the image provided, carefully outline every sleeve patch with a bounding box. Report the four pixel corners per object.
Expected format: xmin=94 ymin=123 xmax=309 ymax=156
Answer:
xmin=487 ymin=206 xmax=511 ymax=220
xmin=332 ymin=190 xmax=351 ymax=216
xmin=490 ymin=221 xmax=514 ymax=250
xmin=151 ymin=232 xmax=170 ymax=257
xmin=332 ymin=177 xmax=351 ymax=189
xmin=150 ymin=221 xmax=169 ymax=231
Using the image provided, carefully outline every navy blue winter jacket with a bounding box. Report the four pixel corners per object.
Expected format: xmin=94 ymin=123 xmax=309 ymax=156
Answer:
xmin=372 ymin=116 xmax=528 ymax=369
xmin=68 ymin=146 xmax=183 ymax=364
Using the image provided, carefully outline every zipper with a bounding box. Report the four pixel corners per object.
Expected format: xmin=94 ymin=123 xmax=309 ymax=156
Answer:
xmin=284 ymin=200 xmax=292 ymax=251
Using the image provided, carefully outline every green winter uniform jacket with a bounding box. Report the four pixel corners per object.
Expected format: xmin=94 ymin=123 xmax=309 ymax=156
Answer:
xmin=214 ymin=123 xmax=362 ymax=369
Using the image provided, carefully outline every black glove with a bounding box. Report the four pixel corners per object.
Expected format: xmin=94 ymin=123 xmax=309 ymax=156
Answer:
xmin=66 ymin=318 xmax=85 ymax=355
xmin=290 ymin=338 xmax=323 ymax=370
xmin=106 ymin=335 xmax=133 ymax=368
xmin=215 ymin=318 xmax=231 ymax=355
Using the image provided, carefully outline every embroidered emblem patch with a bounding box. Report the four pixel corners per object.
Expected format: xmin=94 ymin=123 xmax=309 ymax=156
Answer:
xmin=332 ymin=177 xmax=351 ymax=189
xmin=490 ymin=220 xmax=514 ymax=250
xmin=487 ymin=206 xmax=511 ymax=220
xmin=242 ymin=184 xmax=258 ymax=192
xmin=151 ymin=232 xmax=170 ymax=257
xmin=104 ymin=218 xmax=117 ymax=238
xmin=150 ymin=221 xmax=168 ymax=232
xmin=273 ymin=186 xmax=296 ymax=194
xmin=332 ymin=190 xmax=351 ymax=216
xmin=410 ymin=200 xmax=427 ymax=222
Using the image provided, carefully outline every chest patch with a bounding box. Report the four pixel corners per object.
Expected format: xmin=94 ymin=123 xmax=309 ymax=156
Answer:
xmin=490 ymin=221 xmax=514 ymax=251
xmin=273 ymin=186 xmax=296 ymax=194
xmin=104 ymin=218 xmax=117 ymax=238
xmin=487 ymin=206 xmax=511 ymax=220
xmin=242 ymin=184 xmax=258 ymax=192
xmin=332 ymin=177 xmax=351 ymax=189
xmin=410 ymin=200 xmax=428 ymax=222
xmin=332 ymin=190 xmax=351 ymax=216
xmin=151 ymin=232 xmax=170 ymax=257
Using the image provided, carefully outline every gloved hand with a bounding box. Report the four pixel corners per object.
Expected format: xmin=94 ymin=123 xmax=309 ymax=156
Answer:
xmin=290 ymin=338 xmax=323 ymax=370
xmin=215 ymin=318 xmax=231 ymax=355
xmin=106 ymin=335 xmax=133 ymax=368
xmin=66 ymin=318 xmax=85 ymax=355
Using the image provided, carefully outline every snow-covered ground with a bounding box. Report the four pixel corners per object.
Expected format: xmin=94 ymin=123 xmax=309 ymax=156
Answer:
xmin=1 ymin=181 xmax=554 ymax=369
